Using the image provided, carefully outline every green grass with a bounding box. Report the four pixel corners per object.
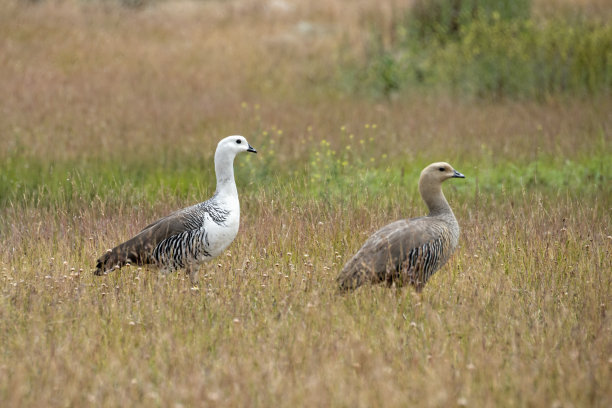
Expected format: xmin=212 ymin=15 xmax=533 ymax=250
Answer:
xmin=352 ymin=0 xmax=612 ymax=99
xmin=1 ymin=138 xmax=609 ymax=211
xmin=0 ymin=1 xmax=611 ymax=407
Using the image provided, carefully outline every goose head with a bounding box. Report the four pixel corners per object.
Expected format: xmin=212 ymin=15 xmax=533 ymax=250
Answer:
xmin=217 ymin=135 xmax=257 ymax=157
xmin=420 ymin=162 xmax=465 ymax=184
xmin=419 ymin=162 xmax=465 ymax=215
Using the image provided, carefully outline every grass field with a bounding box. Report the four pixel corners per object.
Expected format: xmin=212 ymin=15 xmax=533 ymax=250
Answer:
xmin=1 ymin=0 xmax=611 ymax=406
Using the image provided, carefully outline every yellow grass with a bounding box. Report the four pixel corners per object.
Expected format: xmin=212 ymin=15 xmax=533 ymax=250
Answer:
xmin=1 ymin=1 xmax=611 ymax=406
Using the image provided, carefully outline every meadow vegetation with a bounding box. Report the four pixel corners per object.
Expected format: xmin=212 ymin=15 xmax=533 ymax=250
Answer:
xmin=353 ymin=0 xmax=612 ymax=99
xmin=0 ymin=0 xmax=610 ymax=406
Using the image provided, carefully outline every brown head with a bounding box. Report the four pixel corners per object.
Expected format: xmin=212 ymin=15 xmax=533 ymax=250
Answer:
xmin=418 ymin=162 xmax=465 ymax=215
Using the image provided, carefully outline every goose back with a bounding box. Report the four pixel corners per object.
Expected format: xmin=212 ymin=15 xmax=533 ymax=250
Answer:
xmin=338 ymin=216 xmax=459 ymax=291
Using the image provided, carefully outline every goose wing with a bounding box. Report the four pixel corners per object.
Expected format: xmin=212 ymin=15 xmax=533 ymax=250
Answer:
xmin=337 ymin=217 xmax=441 ymax=290
xmin=95 ymin=205 xmax=203 ymax=274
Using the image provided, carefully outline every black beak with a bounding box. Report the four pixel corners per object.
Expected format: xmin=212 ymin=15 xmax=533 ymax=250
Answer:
xmin=247 ymin=144 xmax=257 ymax=154
xmin=453 ymin=169 xmax=465 ymax=178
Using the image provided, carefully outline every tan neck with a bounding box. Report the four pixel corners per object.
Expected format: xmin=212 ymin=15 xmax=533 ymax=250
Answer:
xmin=419 ymin=177 xmax=452 ymax=217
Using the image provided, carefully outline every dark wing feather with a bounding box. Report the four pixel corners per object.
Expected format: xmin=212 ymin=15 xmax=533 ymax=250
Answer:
xmin=94 ymin=206 xmax=201 ymax=274
xmin=337 ymin=217 xmax=440 ymax=291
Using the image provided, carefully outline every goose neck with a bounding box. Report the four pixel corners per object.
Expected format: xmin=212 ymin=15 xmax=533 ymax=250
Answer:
xmin=419 ymin=179 xmax=452 ymax=217
xmin=214 ymin=150 xmax=237 ymax=197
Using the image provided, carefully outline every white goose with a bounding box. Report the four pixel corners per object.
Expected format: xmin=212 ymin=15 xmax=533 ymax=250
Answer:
xmin=95 ymin=135 xmax=257 ymax=284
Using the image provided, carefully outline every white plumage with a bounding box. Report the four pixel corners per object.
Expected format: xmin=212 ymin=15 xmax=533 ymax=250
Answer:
xmin=95 ymin=135 xmax=257 ymax=284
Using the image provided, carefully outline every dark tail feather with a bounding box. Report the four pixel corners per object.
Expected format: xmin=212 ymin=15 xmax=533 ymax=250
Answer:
xmin=94 ymin=236 xmax=153 ymax=276
xmin=94 ymin=248 xmax=125 ymax=276
xmin=336 ymin=269 xmax=368 ymax=292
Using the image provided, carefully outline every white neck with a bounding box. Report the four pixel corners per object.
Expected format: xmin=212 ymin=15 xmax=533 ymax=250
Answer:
xmin=214 ymin=148 xmax=238 ymax=197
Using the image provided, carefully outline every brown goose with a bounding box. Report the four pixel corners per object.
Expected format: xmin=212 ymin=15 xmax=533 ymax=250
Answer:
xmin=94 ymin=135 xmax=257 ymax=284
xmin=337 ymin=162 xmax=465 ymax=292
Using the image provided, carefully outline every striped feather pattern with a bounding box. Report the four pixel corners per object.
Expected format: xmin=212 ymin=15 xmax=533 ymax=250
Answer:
xmin=95 ymin=199 xmax=231 ymax=274
xmin=337 ymin=162 xmax=464 ymax=292
xmin=153 ymin=228 xmax=210 ymax=271
xmin=390 ymin=231 xmax=453 ymax=290
xmin=94 ymin=135 xmax=256 ymax=283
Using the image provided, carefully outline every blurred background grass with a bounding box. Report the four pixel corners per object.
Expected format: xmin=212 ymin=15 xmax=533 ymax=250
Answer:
xmin=1 ymin=0 xmax=610 ymax=208
xmin=0 ymin=0 xmax=610 ymax=407
xmin=353 ymin=0 xmax=612 ymax=99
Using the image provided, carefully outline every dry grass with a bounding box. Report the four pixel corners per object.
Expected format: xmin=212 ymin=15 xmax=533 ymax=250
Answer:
xmin=1 ymin=189 xmax=610 ymax=407
xmin=1 ymin=1 xmax=611 ymax=407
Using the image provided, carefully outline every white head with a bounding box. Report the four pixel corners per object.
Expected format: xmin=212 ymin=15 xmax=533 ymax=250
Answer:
xmin=213 ymin=135 xmax=257 ymax=189
xmin=216 ymin=135 xmax=257 ymax=157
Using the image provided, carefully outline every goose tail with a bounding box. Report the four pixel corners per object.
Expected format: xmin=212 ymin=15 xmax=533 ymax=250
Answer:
xmin=336 ymin=264 xmax=369 ymax=293
xmin=94 ymin=244 xmax=136 ymax=276
xmin=94 ymin=248 xmax=122 ymax=275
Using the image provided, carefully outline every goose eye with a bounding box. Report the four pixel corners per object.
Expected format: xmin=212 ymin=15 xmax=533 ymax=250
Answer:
xmin=439 ymin=167 xmax=445 ymax=172
xmin=236 ymin=139 xmax=242 ymax=144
